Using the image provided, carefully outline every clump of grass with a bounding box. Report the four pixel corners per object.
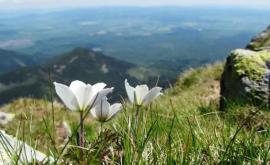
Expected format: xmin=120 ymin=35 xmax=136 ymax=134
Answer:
xmin=1 ymin=62 xmax=270 ymax=164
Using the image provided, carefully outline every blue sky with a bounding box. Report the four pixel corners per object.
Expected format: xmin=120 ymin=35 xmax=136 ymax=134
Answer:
xmin=0 ymin=0 xmax=270 ymax=9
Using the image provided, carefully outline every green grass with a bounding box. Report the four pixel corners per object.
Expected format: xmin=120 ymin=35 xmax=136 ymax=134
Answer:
xmin=0 ymin=62 xmax=270 ymax=164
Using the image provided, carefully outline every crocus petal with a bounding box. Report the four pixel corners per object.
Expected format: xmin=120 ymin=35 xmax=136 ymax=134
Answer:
xmin=135 ymin=85 xmax=149 ymax=105
xmin=54 ymin=82 xmax=79 ymax=111
xmin=0 ymin=131 xmax=54 ymax=164
xmin=92 ymin=82 xmax=106 ymax=93
xmin=92 ymin=87 xmax=114 ymax=107
xmin=73 ymin=85 xmax=93 ymax=110
xmin=142 ymin=87 xmax=162 ymax=106
xmin=98 ymin=98 xmax=110 ymax=118
xmin=91 ymin=98 xmax=110 ymax=122
xmin=86 ymin=83 xmax=107 ymax=108
xmin=69 ymin=80 xmax=89 ymax=109
xmin=90 ymin=109 xmax=97 ymax=119
xmin=108 ymin=103 xmax=122 ymax=120
xmin=125 ymin=79 xmax=135 ymax=103
xmin=69 ymin=80 xmax=87 ymax=93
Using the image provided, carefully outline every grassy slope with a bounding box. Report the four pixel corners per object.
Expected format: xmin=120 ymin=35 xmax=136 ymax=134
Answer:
xmin=0 ymin=62 xmax=270 ymax=164
xmin=150 ymin=62 xmax=270 ymax=163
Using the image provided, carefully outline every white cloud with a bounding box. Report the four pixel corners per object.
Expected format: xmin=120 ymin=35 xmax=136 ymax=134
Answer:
xmin=0 ymin=39 xmax=33 ymax=48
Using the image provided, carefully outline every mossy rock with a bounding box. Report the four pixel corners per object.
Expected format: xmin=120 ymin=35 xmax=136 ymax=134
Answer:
xmin=231 ymin=49 xmax=270 ymax=81
xmin=220 ymin=49 xmax=270 ymax=110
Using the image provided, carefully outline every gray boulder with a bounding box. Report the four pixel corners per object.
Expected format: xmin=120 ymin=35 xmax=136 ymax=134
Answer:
xmin=220 ymin=25 xmax=270 ymax=110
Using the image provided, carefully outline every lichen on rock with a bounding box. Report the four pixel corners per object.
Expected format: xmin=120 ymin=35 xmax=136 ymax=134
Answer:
xmin=231 ymin=49 xmax=270 ymax=81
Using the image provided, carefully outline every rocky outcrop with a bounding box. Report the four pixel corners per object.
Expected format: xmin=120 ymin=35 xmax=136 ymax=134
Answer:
xmin=246 ymin=25 xmax=270 ymax=51
xmin=220 ymin=26 xmax=270 ymax=110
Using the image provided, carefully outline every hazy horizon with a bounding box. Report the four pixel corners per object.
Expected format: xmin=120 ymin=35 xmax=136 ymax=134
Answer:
xmin=0 ymin=0 xmax=270 ymax=10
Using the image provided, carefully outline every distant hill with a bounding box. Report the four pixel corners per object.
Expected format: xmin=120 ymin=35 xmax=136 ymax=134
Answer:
xmin=0 ymin=49 xmax=36 ymax=75
xmin=0 ymin=48 xmax=169 ymax=104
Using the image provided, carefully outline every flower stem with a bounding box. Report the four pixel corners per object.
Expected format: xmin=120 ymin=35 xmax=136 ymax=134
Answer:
xmin=100 ymin=122 xmax=103 ymax=135
xmin=134 ymin=105 xmax=140 ymax=139
xmin=48 ymin=69 xmax=55 ymax=144
xmin=79 ymin=111 xmax=84 ymax=159
xmin=135 ymin=105 xmax=140 ymax=127
xmin=100 ymin=122 xmax=103 ymax=144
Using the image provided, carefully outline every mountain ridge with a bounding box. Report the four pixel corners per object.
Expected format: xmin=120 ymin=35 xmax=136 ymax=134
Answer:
xmin=0 ymin=48 xmax=168 ymax=104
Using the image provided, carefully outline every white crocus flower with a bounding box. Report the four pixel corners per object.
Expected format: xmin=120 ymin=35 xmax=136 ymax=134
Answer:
xmin=54 ymin=80 xmax=113 ymax=111
xmin=91 ymin=98 xmax=122 ymax=123
xmin=0 ymin=112 xmax=14 ymax=125
xmin=0 ymin=130 xmax=54 ymax=164
xmin=125 ymin=79 xmax=162 ymax=106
